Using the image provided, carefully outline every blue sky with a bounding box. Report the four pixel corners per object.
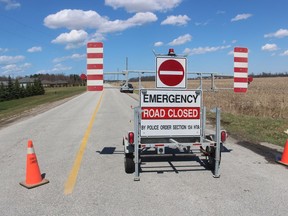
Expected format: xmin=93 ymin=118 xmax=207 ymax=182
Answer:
xmin=0 ymin=0 xmax=288 ymax=78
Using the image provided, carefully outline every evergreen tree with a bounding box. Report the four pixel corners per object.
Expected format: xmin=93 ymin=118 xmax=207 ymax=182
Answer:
xmin=19 ymin=85 xmax=25 ymax=98
xmin=7 ymin=76 xmax=14 ymax=100
xmin=26 ymin=84 xmax=33 ymax=97
xmin=33 ymin=78 xmax=45 ymax=95
xmin=13 ymin=79 xmax=21 ymax=99
xmin=0 ymin=82 xmax=7 ymax=102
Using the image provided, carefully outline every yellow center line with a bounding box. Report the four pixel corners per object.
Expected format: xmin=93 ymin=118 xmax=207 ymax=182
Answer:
xmin=64 ymin=91 xmax=104 ymax=195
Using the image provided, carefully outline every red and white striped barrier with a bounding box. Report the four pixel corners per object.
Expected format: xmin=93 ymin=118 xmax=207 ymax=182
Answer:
xmin=87 ymin=42 xmax=103 ymax=91
xmin=234 ymin=47 xmax=248 ymax=93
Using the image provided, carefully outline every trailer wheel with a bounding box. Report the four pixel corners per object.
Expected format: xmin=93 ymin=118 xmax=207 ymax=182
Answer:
xmin=124 ymin=154 xmax=135 ymax=174
xmin=206 ymin=146 xmax=221 ymax=171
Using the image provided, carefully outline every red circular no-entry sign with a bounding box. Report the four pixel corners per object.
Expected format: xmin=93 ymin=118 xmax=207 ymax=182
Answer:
xmin=156 ymin=58 xmax=186 ymax=88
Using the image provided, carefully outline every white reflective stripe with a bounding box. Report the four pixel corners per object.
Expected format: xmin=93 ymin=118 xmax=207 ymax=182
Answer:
xmin=87 ymin=69 xmax=103 ymax=75
xmin=87 ymin=48 xmax=103 ymax=53
xmin=159 ymin=70 xmax=183 ymax=75
xmin=87 ymin=80 xmax=103 ymax=85
xmin=234 ymin=72 xmax=248 ymax=78
xmin=234 ymin=52 xmax=248 ymax=58
xmin=234 ymin=62 xmax=248 ymax=68
xmin=27 ymin=147 xmax=35 ymax=154
xmin=87 ymin=58 xmax=103 ymax=64
xmin=234 ymin=82 xmax=248 ymax=88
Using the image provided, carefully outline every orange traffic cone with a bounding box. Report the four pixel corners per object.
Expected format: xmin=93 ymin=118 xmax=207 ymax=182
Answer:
xmin=20 ymin=140 xmax=49 ymax=189
xmin=277 ymin=140 xmax=288 ymax=166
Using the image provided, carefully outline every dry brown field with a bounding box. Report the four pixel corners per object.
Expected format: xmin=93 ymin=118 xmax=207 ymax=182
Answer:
xmin=131 ymin=77 xmax=288 ymax=119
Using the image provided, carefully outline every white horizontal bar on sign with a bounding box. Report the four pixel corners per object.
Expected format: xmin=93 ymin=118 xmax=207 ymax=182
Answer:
xmin=87 ymin=47 xmax=103 ymax=53
xmin=234 ymin=72 xmax=248 ymax=78
xmin=87 ymin=58 xmax=103 ymax=64
xmin=87 ymin=80 xmax=103 ymax=86
xmin=234 ymin=62 xmax=248 ymax=68
xmin=87 ymin=69 xmax=103 ymax=75
xmin=234 ymin=82 xmax=248 ymax=88
xmin=159 ymin=70 xmax=183 ymax=75
xmin=234 ymin=52 xmax=248 ymax=58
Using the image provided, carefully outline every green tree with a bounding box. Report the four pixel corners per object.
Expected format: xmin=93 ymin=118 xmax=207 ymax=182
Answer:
xmin=7 ymin=76 xmax=14 ymax=100
xmin=26 ymin=84 xmax=33 ymax=97
xmin=0 ymin=82 xmax=7 ymax=102
xmin=19 ymin=85 xmax=25 ymax=98
xmin=13 ymin=79 xmax=21 ymax=99
xmin=33 ymin=78 xmax=45 ymax=95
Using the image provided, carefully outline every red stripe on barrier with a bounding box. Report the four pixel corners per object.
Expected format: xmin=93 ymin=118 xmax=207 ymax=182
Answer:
xmin=234 ymin=47 xmax=248 ymax=53
xmin=234 ymin=67 xmax=248 ymax=72
xmin=87 ymin=75 xmax=103 ymax=80
xmin=234 ymin=88 xmax=247 ymax=93
xmin=234 ymin=78 xmax=248 ymax=83
xmin=234 ymin=57 xmax=248 ymax=62
xmin=87 ymin=86 xmax=103 ymax=91
xmin=87 ymin=64 xmax=103 ymax=70
xmin=87 ymin=42 xmax=103 ymax=48
xmin=87 ymin=53 xmax=103 ymax=58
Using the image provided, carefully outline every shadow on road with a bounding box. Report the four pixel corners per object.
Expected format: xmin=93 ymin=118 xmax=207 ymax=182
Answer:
xmin=96 ymin=147 xmax=123 ymax=155
xmin=236 ymin=141 xmax=282 ymax=164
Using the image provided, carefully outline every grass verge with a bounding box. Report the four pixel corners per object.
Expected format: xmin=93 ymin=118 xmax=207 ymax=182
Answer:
xmin=207 ymin=112 xmax=288 ymax=147
xmin=0 ymin=86 xmax=86 ymax=121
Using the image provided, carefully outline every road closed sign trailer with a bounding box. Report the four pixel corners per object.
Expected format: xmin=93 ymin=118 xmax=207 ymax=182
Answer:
xmin=140 ymin=89 xmax=201 ymax=137
xmin=122 ymin=48 xmax=234 ymax=181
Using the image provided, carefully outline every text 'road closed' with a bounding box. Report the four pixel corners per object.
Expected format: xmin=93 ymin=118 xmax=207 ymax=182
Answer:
xmin=142 ymin=107 xmax=200 ymax=120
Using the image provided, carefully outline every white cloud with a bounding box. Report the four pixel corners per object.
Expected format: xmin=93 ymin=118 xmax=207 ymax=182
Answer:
xmin=264 ymin=29 xmax=288 ymax=38
xmin=168 ymin=34 xmax=192 ymax=46
xmin=154 ymin=41 xmax=163 ymax=47
xmin=0 ymin=0 xmax=20 ymax=10
xmin=0 ymin=48 xmax=9 ymax=53
xmin=27 ymin=46 xmax=42 ymax=53
xmin=185 ymin=45 xmax=231 ymax=55
xmin=231 ymin=13 xmax=252 ymax=22
xmin=45 ymin=9 xmax=157 ymax=49
xmin=98 ymin=12 xmax=157 ymax=33
xmin=53 ymin=53 xmax=85 ymax=63
xmin=195 ymin=21 xmax=209 ymax=26
xmin=52 ymin=30 xmax=88 ymax=50
xmin=44 ymin=9 xmax=106 ymax=30
xmin=37 ymin=63 xmax=72 ymax=74
xmin=52 ymin=64 xmax=72 ymax=72
xmin=0 ymin=55 xmax=25 ymax=65
xmin=261 ymin=43 xmax=278 ymax=52
xmin=183 ymin=48 xmax=191 ymax=55
xmin=1 ymin=63 xmax=31 ymax=74
xmin=161 ymin=15 xmax=190 ymax=26
xmin=105 ymin=0 xmax=182 ymax=13
xmin=280 ymin=50 xmax=288 ymax=56
xmin=44 ymin=9 xmax=157 ymax=33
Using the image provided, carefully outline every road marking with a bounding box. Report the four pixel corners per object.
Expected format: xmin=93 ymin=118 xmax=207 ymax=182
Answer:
xmin=64 ymin=92 xmax=103 ymax=195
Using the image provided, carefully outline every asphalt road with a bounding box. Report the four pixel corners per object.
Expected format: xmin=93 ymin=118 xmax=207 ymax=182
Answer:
xmin=0 ymin=88 xmax=288 ymax=216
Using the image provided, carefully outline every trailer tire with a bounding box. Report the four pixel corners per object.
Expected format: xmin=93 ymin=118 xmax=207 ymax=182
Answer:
xmin=206 ymin=146 xmax=221 ymax=171
xmin=124 ymin=154 xmax=135 ymax=174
